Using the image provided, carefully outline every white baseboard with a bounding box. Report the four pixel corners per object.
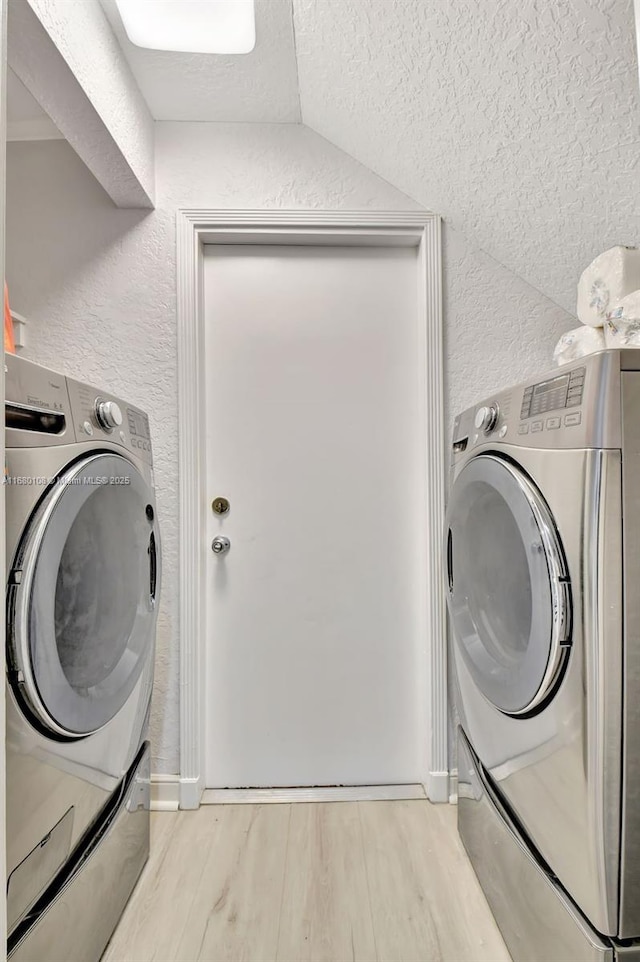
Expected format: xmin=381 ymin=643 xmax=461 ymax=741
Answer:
xmin=425 ymin=770 xmax=450 ymax=803
xmin=201 ymin=784 xmax=427 ymax=805
xmin=449 ymin=769 xmax=458 ymax=804
xmin=150 ymin=774 xmax=180 ymax=812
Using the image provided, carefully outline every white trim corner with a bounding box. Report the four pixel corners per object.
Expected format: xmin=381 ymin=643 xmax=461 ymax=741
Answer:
xmin=179 ymin=775 xmax=204 ymax=810
xmin=448 ymin=768 xmax=459 ymax=805
xmin=150 ymin=773 xmax=180 ymax=812
xmin=425 ymin=771 xmax=450 ymax=804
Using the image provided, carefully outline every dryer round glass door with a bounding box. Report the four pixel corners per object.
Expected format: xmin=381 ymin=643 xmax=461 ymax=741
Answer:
xmin=445 ymin=453 xmax=571 ymax=716
xmin=8 ymin=452 xmax=160 ymax=737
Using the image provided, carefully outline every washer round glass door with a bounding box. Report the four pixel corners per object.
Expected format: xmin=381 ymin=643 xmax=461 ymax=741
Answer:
xmin=9 ymin=452 xmax=159 ymax=737
xmin=445 ymin=453 xmax=571 ymax=716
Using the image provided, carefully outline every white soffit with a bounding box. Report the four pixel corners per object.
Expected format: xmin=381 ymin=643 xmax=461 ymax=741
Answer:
xmin=7 ymin=67 xmax=63 ymax=141
xmin=9 ymin=0 xmax=155 ymax=208
xmin=101 ymin=0 xmax=300 ymax=122
xmin=293 ymin=0 xmax=640 ymax=313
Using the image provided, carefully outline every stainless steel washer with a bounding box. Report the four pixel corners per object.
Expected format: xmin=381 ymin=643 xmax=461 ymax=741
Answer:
xmin=446 ymin=350 xmax=640 ymax=960
xmin=5 ymin=355 xmax=161 ymax=961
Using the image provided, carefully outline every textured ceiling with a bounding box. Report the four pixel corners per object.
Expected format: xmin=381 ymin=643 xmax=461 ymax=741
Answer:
xmin=100 ymin=0 xmax=300 ymax=122
xmin=9 ymin=0 xmax=639 ymax=313
xmin=293 ymin=0 xmax=640 ymax=314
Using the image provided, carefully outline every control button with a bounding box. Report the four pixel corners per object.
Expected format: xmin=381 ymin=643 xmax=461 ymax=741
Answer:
xmin=566 ymin=396 xmax=582 ymax=407
xmin=498 ymin=425 xmax=508 ymax=438
xmin=564 ymin=412 xmax=582 ymax=427
xmin=119 ymin=430 xmax=126 ymax=443
xmin=546 ymin=417 xmax=561 ymax=430
xmin=567 ymin=387 xmax=583 ymax=398
xmin=531 ymin=420 xmax=544 ymax=433
xmin=518 ymin=424 xmax=530 ymax=435
xmin=475 ymin=404 xmax=499 ymax=433
xmin=83 ymin=420 xmax=94 ymax=436
xmin=95 ymin=398 xmax=123 ymax=431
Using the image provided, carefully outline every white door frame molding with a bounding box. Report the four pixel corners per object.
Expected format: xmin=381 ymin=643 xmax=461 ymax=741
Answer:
xmin=176 ymin=210 xmax=447 ymax=809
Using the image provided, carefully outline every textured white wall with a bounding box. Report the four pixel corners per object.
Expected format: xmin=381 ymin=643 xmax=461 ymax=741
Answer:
xmin=293 ymin=0 xmax=640 ymax=313
xmin=6 ymin=124 xmax=571 ymax=774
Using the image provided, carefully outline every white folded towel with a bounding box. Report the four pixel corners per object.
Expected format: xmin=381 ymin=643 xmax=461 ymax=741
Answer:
xmin=553 ymin=326 xmax=606 ymax=366
xmin=577 ymin=246 xmax=640 ymax=327
xmin=604 ymin=290 xmax=640 ymax=348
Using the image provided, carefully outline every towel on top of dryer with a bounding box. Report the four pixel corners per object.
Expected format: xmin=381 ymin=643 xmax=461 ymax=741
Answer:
xmin=577 ymin=246 xmax=640 ymax=328
xmin=553 ymin=325 xmax=606 ymax=366
xmin=604 ymin=290 xmax=640 ymax=348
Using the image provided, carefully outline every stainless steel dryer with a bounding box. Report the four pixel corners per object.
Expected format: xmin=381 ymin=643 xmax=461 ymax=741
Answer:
xmin=5 ymin=354 xmax=161 ymax=961
xmin=446 ymin=350 xmax=640 ymax=961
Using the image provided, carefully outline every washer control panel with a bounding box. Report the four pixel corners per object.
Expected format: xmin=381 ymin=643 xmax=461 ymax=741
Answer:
xmin=66 ymin=377 xmax=153 ymax=465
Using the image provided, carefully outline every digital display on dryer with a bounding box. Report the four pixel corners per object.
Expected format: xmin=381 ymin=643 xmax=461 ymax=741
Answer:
xmin=531 ymin=375 xmax=569 ymax=415
xmin=520 ymin=367 xmax=585 ymax=420
xmin=127 ymin=409 xmax=150 ymax=439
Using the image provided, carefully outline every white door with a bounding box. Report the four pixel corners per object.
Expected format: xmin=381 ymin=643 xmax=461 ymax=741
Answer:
xmin=204 ymin=243 xmax=426 ymax=788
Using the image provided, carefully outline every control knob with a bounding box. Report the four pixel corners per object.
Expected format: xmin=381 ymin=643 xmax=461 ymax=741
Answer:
xmin=474 ymin=404 xmax=499 ymax=433
xmin=95 ymin=399 xmax=123 ymax=430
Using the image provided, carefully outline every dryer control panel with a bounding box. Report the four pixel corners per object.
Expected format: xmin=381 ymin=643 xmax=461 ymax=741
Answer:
xmin=451 ymin=349 xmax=624 ymax=459
xmin=520 ymin=367 xmax=585 ymax=420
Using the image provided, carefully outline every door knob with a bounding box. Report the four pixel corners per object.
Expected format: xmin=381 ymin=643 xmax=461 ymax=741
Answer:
xmin=212 ymin=536 xmax=231 ymax=555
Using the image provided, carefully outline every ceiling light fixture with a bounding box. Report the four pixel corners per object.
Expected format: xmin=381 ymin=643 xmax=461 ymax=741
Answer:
xmin=115 ymin=0 xmax=256 ymax=54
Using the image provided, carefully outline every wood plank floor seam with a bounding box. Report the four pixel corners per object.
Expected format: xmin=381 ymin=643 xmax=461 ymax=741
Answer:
xmin=356 ymin=802 xmax=380 ymax=962
xmin=274 ymin=804 xmax=292 ymax=961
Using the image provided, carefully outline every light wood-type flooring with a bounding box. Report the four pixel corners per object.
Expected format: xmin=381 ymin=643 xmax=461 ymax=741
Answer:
xmin=102 ymin=800 xmax=511 ymax=962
